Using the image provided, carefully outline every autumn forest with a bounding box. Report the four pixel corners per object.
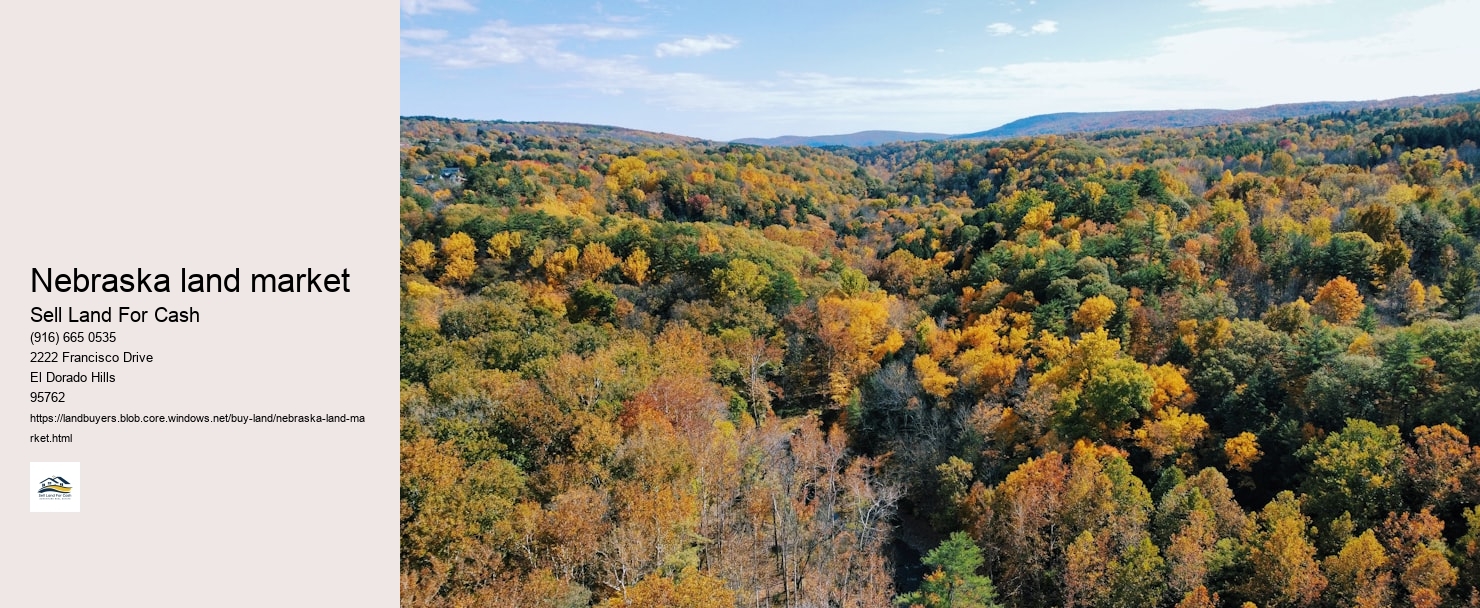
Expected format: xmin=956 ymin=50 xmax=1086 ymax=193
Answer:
xmin=400 ymin=105 xmax=1480 ymax=608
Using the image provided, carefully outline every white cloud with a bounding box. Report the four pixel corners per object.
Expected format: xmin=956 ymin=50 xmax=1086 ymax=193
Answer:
xmin=986 ymin=22 xmax=1017 ymax=36
xmin=665 ymin=1 xmax=1477 ymax=136
xmin=401 ymin=0 xmax=476 ymax=15
xmin=400 ymin=29 xmax=448 ymax=42
xmin=654 ymin=35 xmax=739 ymax=58
xmin=401 ymin=20 xmax=644 ymax=68
xmin=1196 ymin=0 xmax=1333 ymax=11
xmin=989 ymin=20 xmax=1058 ymax=37
xmin=402 ymin=1 xmax=1480 ymax=139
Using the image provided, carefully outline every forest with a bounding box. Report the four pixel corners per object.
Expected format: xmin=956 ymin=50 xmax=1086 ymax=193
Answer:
xmin=399 ymin=104 xmax=1480 ymax=608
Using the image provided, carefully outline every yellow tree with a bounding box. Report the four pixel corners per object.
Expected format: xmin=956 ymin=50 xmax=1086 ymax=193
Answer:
xmin=816 ymin=290 xmax=901 ymax=405
xmin=1246 ymin=491 xmax=1327 ymax=607
xmin=697 ymin=231 xmax=723 ymax=254
xmin=622 ymin=248 xmax=651 ymax=285
xmin=1072 ymin=295 xmax=1117 ymax=331
xmin=1019 ymin=201 xmax=1056 ymax=235
xmin=1322 ymin=530 xmax=1392 ymax=608
xmin=1225 ymin=432 xmax=1262 ymax=472
xmin=543 ymin=245 xmax=580 ymax=284
xmin=605 ymin=156 xmax=653 ymax=194
xmin=402 ymin=239 xmax=436 ymax=273
xmin=1147 ymin=363 xmax=1196 ymax=411
xmin=952 ymin=309 xmax=1031 ymax=397
xmin=913 ymin=354 xmax=958 ymax=399
xmin=607 ymin=566 xmax=736 ymax=608
xmin=1312 ymin=276 xmax=1363 ymax=325
xmin=1405 ymin=279 xmax=1426 ymax=310
xmin=1133 ymin=406 xmax=1208 ymax=465
xmin=579 ymin=242 xmax=619 ymax=277
xmin=439 ymin=232 xmax=477 ymax=285
xmin=486 ymin=231 xmax=522 ymax=262
xmin=1174 ymin=586 xmax=1218 ymax=608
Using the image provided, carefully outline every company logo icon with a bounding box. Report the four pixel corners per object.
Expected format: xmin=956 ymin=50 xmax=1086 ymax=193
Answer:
xmin=39 ymin=476 xmax=72 ymax=495
xmin=30 ymin=462 xmax=81 ymax=512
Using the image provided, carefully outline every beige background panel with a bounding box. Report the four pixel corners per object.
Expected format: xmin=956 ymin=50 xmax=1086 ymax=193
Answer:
xmin=1 ymin=2 xmax=398 ymax=605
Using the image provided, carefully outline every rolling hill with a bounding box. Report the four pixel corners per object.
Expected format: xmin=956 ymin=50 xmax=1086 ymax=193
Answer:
xmin=731 ymin=130 xmax=951 ymax=147
xmin=732 ymin=89 xmax=1480 ymax=147
xmin=400 ymin=117 xmax=703 ymax=147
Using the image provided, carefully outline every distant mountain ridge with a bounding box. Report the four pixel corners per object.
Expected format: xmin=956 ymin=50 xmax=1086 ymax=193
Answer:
xmin=731 ymin=130 xmax=951 ymax=147
xmin=405 ymin=89 xmax=1480 ymax=150
xmin=733 ymin=89 xmax=1480 ymax=147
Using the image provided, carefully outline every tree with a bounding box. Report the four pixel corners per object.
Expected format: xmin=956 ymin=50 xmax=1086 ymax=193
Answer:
xmin=1443 ymin=264 xmax=1477 ymax=316
xmin=439 ymin=232 xmax=478 ymax=285
xmin=1456 ymin=507 xmax=1480 ymax=602
xmin=487 ymin=230 xmax=522 ymax=262
xmin=400 ymin=438 xmax=524 ymax=583
xmin=950 ymin=309 xmax=1032 ymax=397
xmin=1078 ymin=357 xmax=1155 ymax=439
xmin=1356 ymin=305 xmax=1377 ymax=333
xmin=712 ymin=258 xmax=771 ymax=304
xmin=1321 ymin=530 xmax=1392 ymax=608
xmin=1298 ymin=419 xmax=1406 ymax=528
xmin=1312 ymin=276 xmax=1363 ymax=325
xmin=1404 ymin=279 xmax=1428 ymax=319
xmin=607 ymin=566 xmax=736 ymax=608
xmin=717 ymin=328 xmax=782 ymax=420
xmin=579 ymin=242 xmax=619 ymax=277
xmin=1321 ymin=233 xmax=1379 ymax=287
xmin=1147 ymin=363 xmax=1196 ymax=411
xmin=1165 ymin=507 xmax=1217 ymax=599
xmin=698 ymin=231 xmax=723 ymax=254
xmin=1224 ymin=432 xmax=1261 ymax=472
xmin=1262 ymin=299 xmax=1312 ymax=334
xmin=1133 ymin=406 xmax=1208 ymax=465
xmin=1405 ymin=424 xmax=1478 ymax=511
xmin=1039 ymin=329 xmax=1155 ymax=441
xmin=402 ymin=239 xmax=436 ymax=273
xmin=1353 ymin=204 xmax=1400 ymax=243
xmin=914 ymin=354 xmax=958 ymax=399
xmin=1245 ymin=491 xmax=1327 ymax=608
xmin=1378 ymin=509 xmax=1459 ymax=605
xmin=1072 ymin=294 xmax=1117 ymax=331
xmin=896 ymin=532 xmax=1001 ymax=608
xmin=1174 ymin=586 xmax=1218 ymax=608
xmin=543 ymin=245 xmax=580 ymax=284
xmin=976 ymin=442 xmax=1155 ymax=605
xmin=570 ymin=282 xmax=617 ymax=321
xmin=815 ymin=290 xmax=901 ymax=405
xmin=621 ymin=248 xmax=651 ymax=285
xmin=1108 ymin=535 xmax=1167 ymax=608
xmin=1399 ymin=146 xmax=1445 ymax=185
xmin=1063 ymin=530 xmax=1110 ymax=608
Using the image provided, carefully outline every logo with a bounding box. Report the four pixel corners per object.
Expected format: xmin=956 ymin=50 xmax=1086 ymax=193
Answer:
xmin=39 ymin=476 xmax=73 ymax=496
xmin=30 ymin=462 xmax=81 ymax=512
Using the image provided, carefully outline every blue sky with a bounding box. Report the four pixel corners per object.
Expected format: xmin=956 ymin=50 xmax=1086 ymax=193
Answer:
xmin=401 ymin=0 xmax=1480 ymax=141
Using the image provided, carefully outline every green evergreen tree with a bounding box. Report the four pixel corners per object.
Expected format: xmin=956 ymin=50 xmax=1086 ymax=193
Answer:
xmin=1443 ymin=264 xmax=1476 ymax=317
xmin=1356 ymin=305 xmax=1377 ymax=333
xmin=896 ymin=532 xmax=1002 ymax=608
